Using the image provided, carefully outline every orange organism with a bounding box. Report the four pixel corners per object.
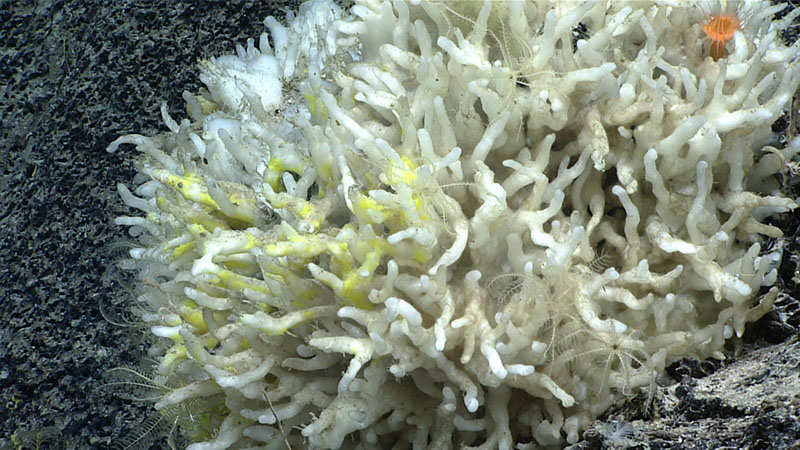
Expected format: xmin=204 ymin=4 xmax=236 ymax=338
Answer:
xmin=701 ymin=6 xmax=742 ymax=61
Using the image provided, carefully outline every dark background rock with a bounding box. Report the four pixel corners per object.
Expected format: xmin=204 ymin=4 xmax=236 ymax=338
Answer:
xmin=0 ymin=1 xmax=294 ymax=448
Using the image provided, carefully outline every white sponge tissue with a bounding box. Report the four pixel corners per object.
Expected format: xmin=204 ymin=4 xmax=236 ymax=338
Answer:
xmin=109 ymin=1 xmax=800 ymax=448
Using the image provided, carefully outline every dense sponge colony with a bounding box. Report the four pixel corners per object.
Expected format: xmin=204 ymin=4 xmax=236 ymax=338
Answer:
xmin=108 ymin=1 xmax=800 ymax=448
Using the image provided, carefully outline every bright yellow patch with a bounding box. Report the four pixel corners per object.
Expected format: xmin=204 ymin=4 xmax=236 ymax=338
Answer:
xmin=180 ymin=305 xmax=208 ymax=333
